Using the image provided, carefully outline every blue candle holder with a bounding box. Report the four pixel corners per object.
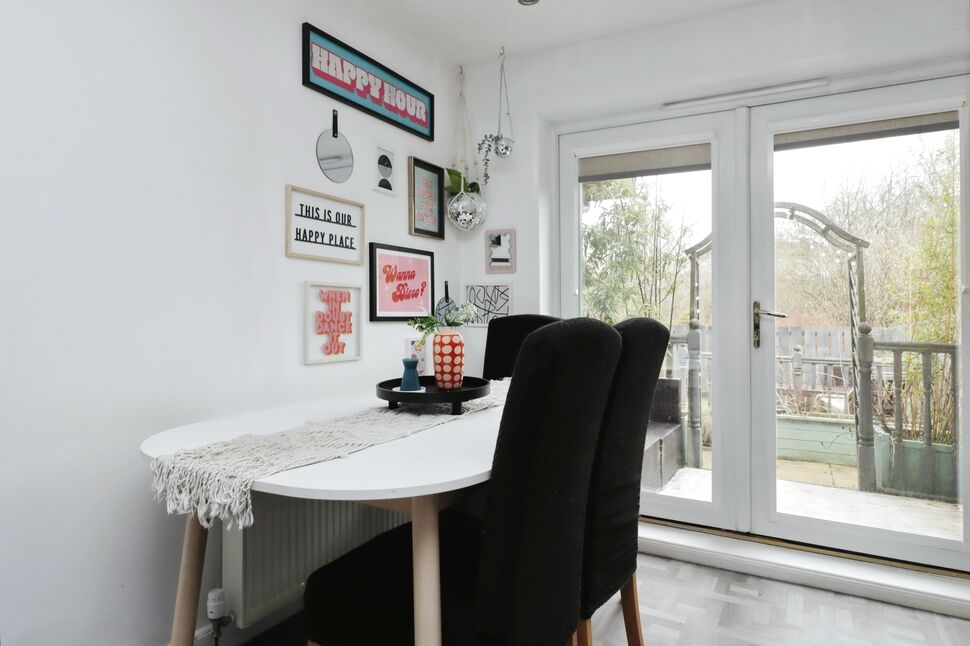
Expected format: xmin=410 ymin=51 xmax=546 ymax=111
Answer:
xmin=400 ymin=358 xmax=421 ymax=391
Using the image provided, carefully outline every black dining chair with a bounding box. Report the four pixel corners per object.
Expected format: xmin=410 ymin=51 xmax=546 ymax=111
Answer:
xmin=575 ymin=317 xmax=670 ymax=646
xmin=303 ymin=318 xmax=622 ymax=646
xmin=481 ymin=314 xmax=560 ymax=379
xmin=446 ymin=313 xmax=562 ymax=523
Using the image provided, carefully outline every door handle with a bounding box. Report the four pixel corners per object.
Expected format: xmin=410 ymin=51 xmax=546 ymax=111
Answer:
xmin=753 ymin=300 xmax=787 ymax=348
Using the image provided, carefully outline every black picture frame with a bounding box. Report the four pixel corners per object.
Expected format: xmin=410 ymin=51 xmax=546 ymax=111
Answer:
xmin=302 ymin=23 xmax=435 ymax=142
xmin=369 ymin=243 xmax=435 ymax=322
xmin=408 ymin=157 xmax=446 ymax=240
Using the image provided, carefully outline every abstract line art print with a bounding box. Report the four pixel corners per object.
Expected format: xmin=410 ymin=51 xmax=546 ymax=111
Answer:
xmin=465 ymin=284 xmax=512 ymax=327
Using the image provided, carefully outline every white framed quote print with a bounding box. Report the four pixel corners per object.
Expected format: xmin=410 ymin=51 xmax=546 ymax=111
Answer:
xmin=285 ymin=185 xmax=365 ymax=264
xmin=304 ymin=282 xmax=362 ymax=364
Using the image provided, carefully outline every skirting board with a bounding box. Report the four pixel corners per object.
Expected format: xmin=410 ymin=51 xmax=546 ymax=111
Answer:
xmin=638 ymin=522 xmax=970 ymax=619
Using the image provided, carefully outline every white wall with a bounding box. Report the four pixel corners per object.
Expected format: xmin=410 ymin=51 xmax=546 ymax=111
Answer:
xmin=0 ymin=1 xmax=458 ymax=644
xmin=455 ymin=0 xmax=970 ymax=368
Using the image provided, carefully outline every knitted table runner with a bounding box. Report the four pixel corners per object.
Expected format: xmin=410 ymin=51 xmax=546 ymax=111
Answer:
xmin=151 ymin=380 xmax=510 ymax=529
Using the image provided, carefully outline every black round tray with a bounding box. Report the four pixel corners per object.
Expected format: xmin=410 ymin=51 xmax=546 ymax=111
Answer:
xmin=376 ymin=376 xmax=490 ymax=415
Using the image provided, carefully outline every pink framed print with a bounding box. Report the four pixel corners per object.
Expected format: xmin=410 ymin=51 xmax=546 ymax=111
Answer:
xmin=369 ymin=243 xmax=434 ymax=321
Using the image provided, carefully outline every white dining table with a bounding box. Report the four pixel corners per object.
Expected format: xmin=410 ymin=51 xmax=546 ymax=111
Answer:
xmin=140 ymin=393 xmax=503 ymax=646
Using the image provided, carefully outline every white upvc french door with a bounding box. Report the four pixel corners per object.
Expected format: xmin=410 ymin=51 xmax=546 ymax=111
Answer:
xmin=749 ymin=77 xmax=970 ymax=570
xmin=561 ymin=74 xmax=970 ymax=569
xmin=560 ymin=110 xmax=750 ymax=531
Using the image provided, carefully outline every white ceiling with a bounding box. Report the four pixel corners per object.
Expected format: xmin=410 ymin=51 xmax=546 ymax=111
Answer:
xmin=356 ymin=0 xmax=772 ymax=63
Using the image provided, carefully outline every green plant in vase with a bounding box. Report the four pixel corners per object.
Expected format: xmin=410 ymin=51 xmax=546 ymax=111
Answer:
xmin=408 ymin=301 xmax=479 ymax=350
xmin=410 ymin=301 xmax=479 ymax=390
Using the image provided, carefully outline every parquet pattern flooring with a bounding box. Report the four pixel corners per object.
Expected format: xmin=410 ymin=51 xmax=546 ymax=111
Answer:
xmin=244 ymin=553 xmax=970 ymax=645
xmin=588 ymin=554 xmax=970 ymax=646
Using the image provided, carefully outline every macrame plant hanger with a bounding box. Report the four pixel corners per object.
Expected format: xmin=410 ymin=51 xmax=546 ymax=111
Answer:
xmin=447 ymin=65 xmax=486 ymax=231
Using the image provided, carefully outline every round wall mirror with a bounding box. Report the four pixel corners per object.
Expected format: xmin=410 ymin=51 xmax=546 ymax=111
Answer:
xmin=316 ymin=130 xmax=354 ymax=183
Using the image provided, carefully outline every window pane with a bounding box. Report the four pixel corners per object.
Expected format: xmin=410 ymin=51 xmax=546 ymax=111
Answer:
xmin=580 ymin=144 xmax=713 ymax=504
xmin=772 ymin=119 xmax=962 ymax=540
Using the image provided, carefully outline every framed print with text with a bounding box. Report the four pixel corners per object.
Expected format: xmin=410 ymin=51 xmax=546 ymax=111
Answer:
xmin=285 ymin=185 xmax=364 ymax=264
xmin=369 ymin=243 xmax=434 ymax=321
xmin=408 ymin=157 xmax=445 ymax=240
xmin=304 ymin=282 xmax=361 ymax=364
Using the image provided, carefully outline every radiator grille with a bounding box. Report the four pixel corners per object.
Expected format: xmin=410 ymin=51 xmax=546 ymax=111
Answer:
xmin=223 ymin=492 xmax=408 ymax=627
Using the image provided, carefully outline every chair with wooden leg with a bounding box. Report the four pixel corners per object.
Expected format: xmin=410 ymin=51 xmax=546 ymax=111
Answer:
xmin=303 ymin=318 xmax=622 ymax=646
xmin=577 ymin=317 xmax=670 ymax=646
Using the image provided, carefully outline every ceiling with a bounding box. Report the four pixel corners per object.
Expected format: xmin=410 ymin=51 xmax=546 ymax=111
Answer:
xmin=355 ymin=0 xmax=772 ymax=63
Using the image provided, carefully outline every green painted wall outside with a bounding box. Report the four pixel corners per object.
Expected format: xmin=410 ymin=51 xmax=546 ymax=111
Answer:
xmin=775 ymin=416 xmax=957 ymax=500
xmin=776 ymin=415 xmax=857 ymax=466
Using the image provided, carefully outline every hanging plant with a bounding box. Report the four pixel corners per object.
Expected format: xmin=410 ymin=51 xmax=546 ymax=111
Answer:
xmin=447 ymin=64 xmax=486 ymax=231
xmin=478 ymin=134 xmax=499 ymax=186
xmin=476 ymin=134 xmax=497 ymax=187
xmin=472 ymin=48 xmax=514 ymax=189
xmin=445 ymin=168 xmax=481 ymax=196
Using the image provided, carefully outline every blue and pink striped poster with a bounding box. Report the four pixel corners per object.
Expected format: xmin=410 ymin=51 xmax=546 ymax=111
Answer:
xmin=302 ymin=23 xmax=434 ymax=141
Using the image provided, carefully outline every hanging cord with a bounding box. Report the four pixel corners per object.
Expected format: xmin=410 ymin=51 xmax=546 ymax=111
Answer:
xmin=456 ymin=65 xmax=479 ymax=180
xmin=496 ymin=47 xmax=515 ymax=141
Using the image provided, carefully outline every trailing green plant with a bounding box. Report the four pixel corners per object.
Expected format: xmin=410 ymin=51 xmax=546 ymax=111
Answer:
xmin=476 ymin=133 xmax=498 ymax=187
xmin=408 ymin=301 xmax=480 ymax=349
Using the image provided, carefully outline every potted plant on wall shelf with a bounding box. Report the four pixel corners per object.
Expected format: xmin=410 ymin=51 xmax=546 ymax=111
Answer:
xmin=408 ymin=301 xmax=479 ymax=390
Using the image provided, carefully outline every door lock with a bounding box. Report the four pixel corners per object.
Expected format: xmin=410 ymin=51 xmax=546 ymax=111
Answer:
xmin=753 ymin=300 xmax=787 ymax=348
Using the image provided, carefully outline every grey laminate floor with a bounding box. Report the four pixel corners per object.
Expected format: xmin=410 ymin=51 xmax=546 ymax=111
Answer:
xmin=591 ymin=554 xmax=970 ymax=646
xmin=245 ymin=553 xmax=970 ymax=645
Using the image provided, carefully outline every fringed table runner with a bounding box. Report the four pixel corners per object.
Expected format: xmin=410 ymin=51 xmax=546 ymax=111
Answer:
xmin=151 ymin=380 xmax=510 ymax=529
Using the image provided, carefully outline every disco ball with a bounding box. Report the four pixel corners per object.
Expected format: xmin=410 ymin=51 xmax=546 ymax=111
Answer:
xmin=494 ymin=136 xmax=514 ymax=158
xmin=447 ymin=191 xmax=486 ymax=231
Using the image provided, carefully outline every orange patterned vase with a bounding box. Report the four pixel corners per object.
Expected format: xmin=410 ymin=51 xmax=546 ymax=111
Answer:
xmin=432 ymin=326 xmax=465 ymax=390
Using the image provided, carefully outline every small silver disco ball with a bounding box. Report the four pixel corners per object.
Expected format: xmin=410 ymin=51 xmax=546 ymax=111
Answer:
xmin=494 ymin=136 xmax=514 ymax=158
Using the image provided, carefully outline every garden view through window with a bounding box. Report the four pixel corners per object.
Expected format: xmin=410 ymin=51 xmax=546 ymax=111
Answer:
xmin=579 ymin=144 xmax=714 ymax=504
xmin=577 ymin=115 xmax=963 ymax=539
xmin=772 ymin=114 xmax=962 ymax=539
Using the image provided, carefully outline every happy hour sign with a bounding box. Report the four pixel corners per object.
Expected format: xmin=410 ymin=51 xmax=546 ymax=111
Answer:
xmin=368 ymin=243 xmax=434 ymax=321
xmin=304 ymin=283 xmax=361 ymax=364
xmin=302 ymin=23 xmax=434 ymax=141
xmin=286 ymin=185 xmax=365 ymax=265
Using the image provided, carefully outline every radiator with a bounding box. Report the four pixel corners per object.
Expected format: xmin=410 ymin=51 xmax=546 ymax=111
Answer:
xmin=222 ymin=491 xmax=408 ymax=628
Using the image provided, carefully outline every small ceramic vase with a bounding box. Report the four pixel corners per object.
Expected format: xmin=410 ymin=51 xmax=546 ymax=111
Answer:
xmin=432 ymin=326 xmax=465 ymax=390
xmin=400 ymin=358 xmax=422 ymax=392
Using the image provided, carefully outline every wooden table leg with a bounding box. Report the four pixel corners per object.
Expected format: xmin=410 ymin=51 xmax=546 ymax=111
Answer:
xmin=411 ymin=495 xmax=442 ymax=646
xmin=171 ymin=515 xmax=208 ymax=646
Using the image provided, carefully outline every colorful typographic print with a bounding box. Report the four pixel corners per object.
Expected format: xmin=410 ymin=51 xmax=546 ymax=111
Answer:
xmin=369 ymin=243 xmax=435 ymax=321
xmin=304 ymin=283 xmax=361 ymax=365
xmin=303 ymin=23 xmax=434 ymax=141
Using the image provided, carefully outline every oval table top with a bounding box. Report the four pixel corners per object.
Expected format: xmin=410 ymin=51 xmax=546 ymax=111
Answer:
xmin=140 ymin=393 xmax=503 ymax=501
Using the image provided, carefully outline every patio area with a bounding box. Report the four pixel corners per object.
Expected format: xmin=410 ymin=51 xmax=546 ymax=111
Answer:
xmin=659 ymin=450 xmax=962 ymax=542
